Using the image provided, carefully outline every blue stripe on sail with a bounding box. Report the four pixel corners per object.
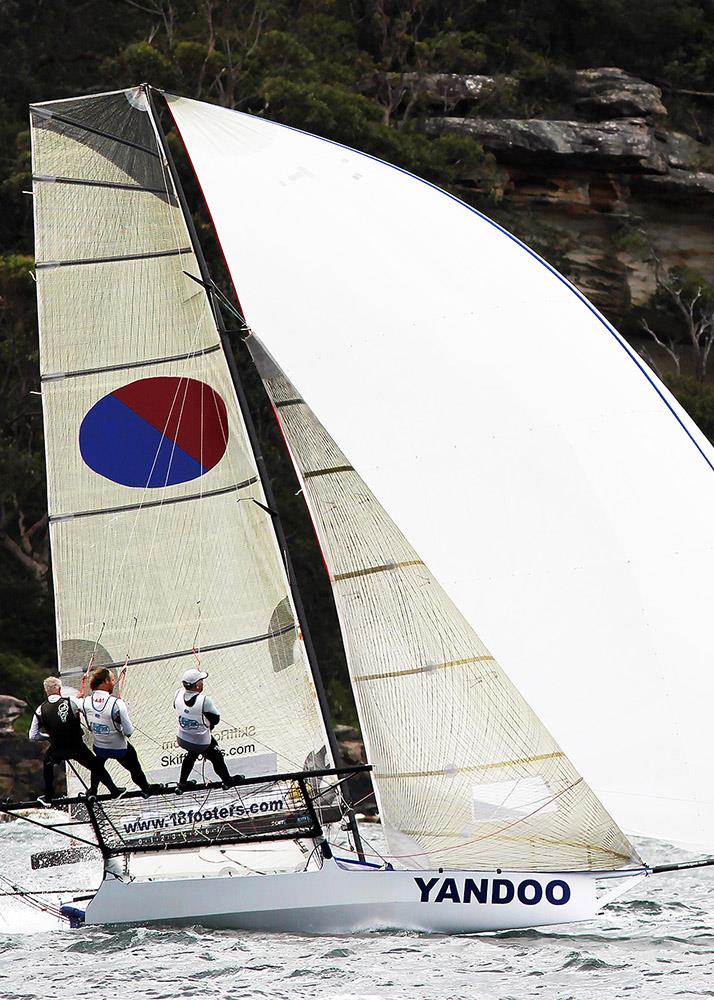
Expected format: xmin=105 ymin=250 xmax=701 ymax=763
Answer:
xmin=247 ymin=114 xmax=714 ymax=475
xmin=79 ymin=393 xmax=205 ymax=488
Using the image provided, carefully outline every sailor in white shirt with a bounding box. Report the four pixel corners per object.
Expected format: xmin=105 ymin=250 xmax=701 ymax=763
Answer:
xmin=80 ymin=667 xmax=151 ymax=793
xmin=174 ymin=668 xmax=239 ymax=789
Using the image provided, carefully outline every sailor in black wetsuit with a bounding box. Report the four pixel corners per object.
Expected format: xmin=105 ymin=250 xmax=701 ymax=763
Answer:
xmin=29 ymin=676 xmax=124 ymax=802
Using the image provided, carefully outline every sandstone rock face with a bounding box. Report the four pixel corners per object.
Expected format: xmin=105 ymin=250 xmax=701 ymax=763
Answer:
xmin=427 ymin=116 xmax=670 ymax=172
xmin=0 ymin=696 xmax=27 ymax=735
xmin=421 ymin=69 xmax=714 ymax=331
xmin=634 ymin=169 xmax=714 ymax=199
xmin=573 ymin=68 xmax=667 ymax=119
xmin=400 ymin=72 xmax=514 ymax=111
xmin=656 ymin=130 xmax=702 ymax=171
xmin=0 ymin=734 xmax=47 ymax=802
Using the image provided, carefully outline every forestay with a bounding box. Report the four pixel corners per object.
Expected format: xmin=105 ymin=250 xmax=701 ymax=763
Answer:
xmin=30 ymin=89 xmax=329 ymax=794
xmin=247 ymin=338 xmax=635 ymax=871
xmin=168 ymin=95 xmax=714 ymax=850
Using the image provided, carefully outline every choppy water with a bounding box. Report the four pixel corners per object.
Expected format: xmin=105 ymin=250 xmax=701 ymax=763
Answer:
xmin=0 ymin=817 xmax=711 ymax=1000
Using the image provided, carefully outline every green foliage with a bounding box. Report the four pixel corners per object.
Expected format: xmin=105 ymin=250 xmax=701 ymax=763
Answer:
xmin=253 ymin=31 xmax=319 ymax=82
xmin=295 ymin=14 xmax=362 ymax=82
xmin=666 ymin=377 xmax=714 ymax=441
xmin=0 ymin=651 xmax=45 ymax=712
xmin=509 ymin=48 xmax=572 ymax=111
xmin=611 ymin=225 xmax=652 ymax=259
xmin=667 ymin=265 xmax=714 ymax=311
xmin=259 ymin=79 xmax=378 ymax=141
xmin=647 ymin=264 xmax=714 ymax=342
xmin=416 ymin=30 xmax=488 ymax=73
xmin=0 ymin=254 xmax=44 ymax=513
xmin=102 ymin=42 xmax=178 ymax=92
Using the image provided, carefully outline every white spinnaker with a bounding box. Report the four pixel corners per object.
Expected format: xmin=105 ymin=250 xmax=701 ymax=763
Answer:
xmin=31 ymin=89 xmax=328 ymax=793
xmin=249 ymin=339 xmax=635 ymax=871
xmin=169 ymin=95 xmax=714 ymax=850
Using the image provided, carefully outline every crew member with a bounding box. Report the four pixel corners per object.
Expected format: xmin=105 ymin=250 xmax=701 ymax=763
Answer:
xmin=81 ymin=667 xmax=151 ymax=793
xmin=29 ymin=676 xmax=124 ymax=802
xmin=174 ymin=668 xmax=239 ymax=789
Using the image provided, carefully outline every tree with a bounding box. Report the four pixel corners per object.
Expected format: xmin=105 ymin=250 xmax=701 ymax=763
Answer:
xmin=640 ymin=258 xmax=714 ymax=382
xmin=0 ymin=256 xmax=49 ymax=588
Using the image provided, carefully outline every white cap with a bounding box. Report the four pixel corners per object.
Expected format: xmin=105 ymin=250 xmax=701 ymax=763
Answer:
xmin=182 ymin=668 xmax=208 ymax=688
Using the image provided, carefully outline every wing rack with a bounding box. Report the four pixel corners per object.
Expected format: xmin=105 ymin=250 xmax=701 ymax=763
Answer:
xmin=78 ymin=765 xmax=369 ymax=857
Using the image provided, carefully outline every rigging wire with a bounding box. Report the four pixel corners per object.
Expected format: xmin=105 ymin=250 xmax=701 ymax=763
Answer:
xmin=0 ymin=873 xmax=70 ymax=923
xmin=334 ymin=777 xmax=588 ymax=863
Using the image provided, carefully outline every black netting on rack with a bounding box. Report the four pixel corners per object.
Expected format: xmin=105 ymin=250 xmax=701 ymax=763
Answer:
xmin=87 ymin=779 xmax=322 ymax=855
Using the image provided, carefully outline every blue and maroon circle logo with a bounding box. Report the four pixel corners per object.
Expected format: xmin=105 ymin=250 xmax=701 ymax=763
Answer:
xmin=79 ymin=376 xmax=229 ymax=488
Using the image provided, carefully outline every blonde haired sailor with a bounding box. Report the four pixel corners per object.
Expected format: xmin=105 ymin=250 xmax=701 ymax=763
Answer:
xmin=174 ymin=668 xmax=240 ymax=790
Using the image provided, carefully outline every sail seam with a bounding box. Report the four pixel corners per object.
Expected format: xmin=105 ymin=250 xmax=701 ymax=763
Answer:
xmin=61 ymin=625 xmax=296 ymax=675
xmin=303 ymin=465 xmax=354 ymax=479
xmin=30 ymin=108 xmax=161 ymax=158
xmin=376 ymin=752 xmax=566 ymax=779
xmin=49 ymin=478 xmax=258 ymax=523
xmin=354 ymin=655 xmax=496 ymax=682
xmin=41 ymin=344 xmax=221 ymax=382
xmin=32 ymin=174 xmax=174 ymax=196
xmin=36 ymin=247 xmax=192 ymax=270
xmin=333 ymin=559 xmax=424 ymax=581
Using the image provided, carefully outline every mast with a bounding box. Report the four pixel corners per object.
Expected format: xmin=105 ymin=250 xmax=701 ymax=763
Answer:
xmin=143 ymin=85 xmax=365 ymax=856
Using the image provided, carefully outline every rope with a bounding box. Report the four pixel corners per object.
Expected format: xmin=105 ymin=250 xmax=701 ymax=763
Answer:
xmin=0 ymin=888 xmax=96 ymax=897
xmin=0 ymin=873 xmax=69 ymax=923
xmin=66 ymin=759 xmax=89 ymax=792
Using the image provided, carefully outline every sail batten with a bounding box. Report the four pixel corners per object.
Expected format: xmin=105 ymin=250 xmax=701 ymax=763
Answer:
xmin=36 ymin=247 xmax=192 ymax=269
xmin=42 ymin=344 xmax=222 ymax=382
xmin=33 ymin=174 xmax=174 ymax=195
xmin=333 ymin=560 xmax=424 ymax=582
xmin=356 ymin=656 xmax=496 ymax=682
xmin=49 ymin=476 xmax=258 ymax=522
xmin=60 ymin=624 xmax=296 ymax=676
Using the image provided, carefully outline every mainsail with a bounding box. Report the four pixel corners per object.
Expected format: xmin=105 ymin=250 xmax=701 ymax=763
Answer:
xmin=248 ymin=338 xmax=634 ymax=871
xmin=30 ymin=89 xmax=329 ymax=791
xmin=167 ymin=94 xmax=714 ymax=851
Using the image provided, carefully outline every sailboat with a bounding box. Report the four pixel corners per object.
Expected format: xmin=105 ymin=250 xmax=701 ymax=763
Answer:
xmin=9 ymin=82 xmax=711 ymax=933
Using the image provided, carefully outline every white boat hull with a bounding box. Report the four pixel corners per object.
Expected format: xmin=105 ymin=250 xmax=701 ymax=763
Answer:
xmin=84 ymin=859 xmax=601 ymax=934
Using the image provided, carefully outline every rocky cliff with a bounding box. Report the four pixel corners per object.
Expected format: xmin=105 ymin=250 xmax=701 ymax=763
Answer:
xmin=415 ymin=68 xmax=714 ymax=337
xmin=0 ymin=696 xmax=53 ymax=801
